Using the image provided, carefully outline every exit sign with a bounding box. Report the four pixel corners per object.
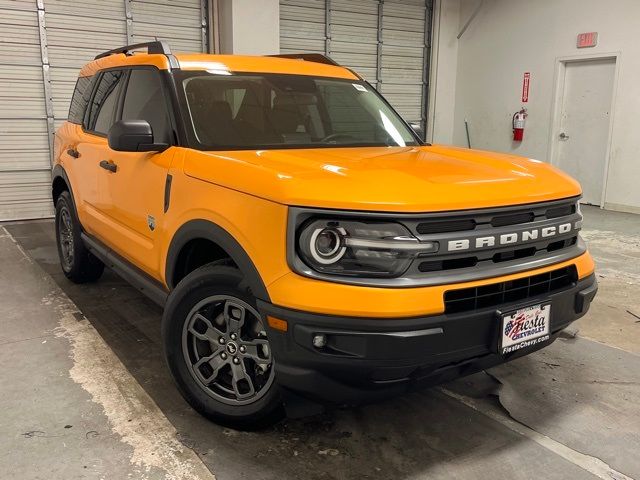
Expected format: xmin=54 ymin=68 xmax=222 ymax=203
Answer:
xmin=577 ymin=32 xmax=598 ymax=48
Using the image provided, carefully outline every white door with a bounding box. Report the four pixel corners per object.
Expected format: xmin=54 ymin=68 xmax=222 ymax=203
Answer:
xmin=555 ymin=57 xmax=616 ymax=206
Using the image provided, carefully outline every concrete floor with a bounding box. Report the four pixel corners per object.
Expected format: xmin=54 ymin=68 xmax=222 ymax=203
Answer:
xmin=0 ymin=205 xmax=638 ymax=480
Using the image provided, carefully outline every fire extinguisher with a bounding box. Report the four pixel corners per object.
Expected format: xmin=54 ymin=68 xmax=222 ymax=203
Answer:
xmin=512 ymin=108 xmax=527 ymax=142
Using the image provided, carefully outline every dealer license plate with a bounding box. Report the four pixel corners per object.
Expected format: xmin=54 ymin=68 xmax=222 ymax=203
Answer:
xmin=500 ymin=303 xmax=551 ymax=355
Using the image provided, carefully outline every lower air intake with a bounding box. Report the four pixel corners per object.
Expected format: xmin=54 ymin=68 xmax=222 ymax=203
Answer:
xmin=444 ymin=266 xmax=578 ymax=314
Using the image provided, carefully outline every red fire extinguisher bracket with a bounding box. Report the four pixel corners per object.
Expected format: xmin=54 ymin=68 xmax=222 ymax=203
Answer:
xmin=513 ymin=108 xmax=527 ymax=142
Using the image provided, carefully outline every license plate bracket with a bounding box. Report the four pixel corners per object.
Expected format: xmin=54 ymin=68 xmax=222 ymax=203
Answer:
xmin=499 ymin=303 xmax=551 ymax=355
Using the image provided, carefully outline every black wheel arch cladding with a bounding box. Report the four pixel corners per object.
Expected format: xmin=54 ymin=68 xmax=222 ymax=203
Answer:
xmin=52 ymin=164 xmax=75 ymax=206
xmin=166 ymin=219 xmax=271 ymax=302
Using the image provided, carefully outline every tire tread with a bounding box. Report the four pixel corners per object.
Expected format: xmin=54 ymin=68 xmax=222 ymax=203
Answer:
xmin=55 ymin=191 xmax=104 ymax=283
xmin=162 ymin=262 xmax=283 ymax=430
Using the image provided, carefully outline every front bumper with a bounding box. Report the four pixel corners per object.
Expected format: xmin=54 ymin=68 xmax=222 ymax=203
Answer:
xmin=259 ymin=273 xmax=597 ymax=405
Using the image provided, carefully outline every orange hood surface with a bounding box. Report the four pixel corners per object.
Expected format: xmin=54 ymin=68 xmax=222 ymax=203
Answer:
xmin=183 ymin=144 xmax=581 ymax=213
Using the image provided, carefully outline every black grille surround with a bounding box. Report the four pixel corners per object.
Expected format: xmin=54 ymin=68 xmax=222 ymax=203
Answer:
xmin=444 ymin=265 xmax=578 ymax=314
xmin=287 ymin=197 xmax=586 ymax=288
xmin=393 ymin=197 xmax=584 ymax=284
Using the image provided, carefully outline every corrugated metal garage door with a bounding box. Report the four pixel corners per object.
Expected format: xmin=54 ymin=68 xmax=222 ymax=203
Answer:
xmin=279 ymin=0 xmax=432 ymax=129
xmin=0 ymin=0 xmax=50 ymax=220
xmin=0 ymin=0 xmax=208 ymax=221
xmin=45 ymin=0 xmax=128 ymax=135
xmin=130 ymin=0 xmax=208 ymax=53
xmin=380 ymin=0 xmax=429 ymax=125
xmin=279 ymin=0 xmax=326 ymax=54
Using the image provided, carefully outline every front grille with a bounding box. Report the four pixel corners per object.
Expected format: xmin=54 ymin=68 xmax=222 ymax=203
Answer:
xmin=415 ymin=200 xmax=577 ymax=234
xmin=289 ymin=198 xmax=584 ymax=289
xmin=417 ymin=236 xmax=578 ymax=272
xmin=546 ymin=203 xmax=576 ymax=218
xmin=416 ymin=218 xmax=476 ymax=234
xmin=403 ymin=197 xmax=583 ymax=279
xmin=444 ymin=265 xmax=578 ymax=314
xmin=491 ymin=212 xmax=534 ymax=227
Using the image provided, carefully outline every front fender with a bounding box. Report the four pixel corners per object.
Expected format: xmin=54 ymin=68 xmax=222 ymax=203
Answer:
xmin=165 ymin=219 xmax=271 ymax=302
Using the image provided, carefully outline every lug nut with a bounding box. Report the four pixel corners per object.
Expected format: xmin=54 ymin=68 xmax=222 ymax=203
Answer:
xmin=219 ymin=337 xmax=225 ymax=344
xmin=221 ymin=352 xmax=227 ymax=360
xmin=233 ymin=357 xmax=240 ymax=364
xmin=230 ymin=333 xmax=237 ymax=340
xmin=239 ymin=345 xmax=246 ymax=353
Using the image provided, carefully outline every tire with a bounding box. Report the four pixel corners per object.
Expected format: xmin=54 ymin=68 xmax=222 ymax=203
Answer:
xmin=55 ymin=190 xmax=104 ymax=283
xmin=162 ymin=263 xmax=283 ymax=429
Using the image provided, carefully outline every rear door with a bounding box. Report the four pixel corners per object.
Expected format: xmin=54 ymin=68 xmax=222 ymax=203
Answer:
xmin=99 ymin=67 xmax=176 ymax=278
xmin=71 ymin=69 xmax=126 ymax=236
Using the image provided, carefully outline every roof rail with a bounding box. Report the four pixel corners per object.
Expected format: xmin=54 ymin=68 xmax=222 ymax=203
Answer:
xmin=267 ymin=53 xmax=340 ymax=67
xmin=94 ymin=41 xmax=172 ymax=60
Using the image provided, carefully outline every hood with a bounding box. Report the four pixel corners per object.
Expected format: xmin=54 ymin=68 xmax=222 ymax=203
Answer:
xmin=183 ymin=145 xmax=581 ymax=212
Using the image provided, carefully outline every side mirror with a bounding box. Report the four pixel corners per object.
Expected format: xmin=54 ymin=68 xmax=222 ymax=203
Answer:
xmin=409 ymin=122 xmax=424 ymax=140
xmin=108 ymin=120 xmax=169 ymax=152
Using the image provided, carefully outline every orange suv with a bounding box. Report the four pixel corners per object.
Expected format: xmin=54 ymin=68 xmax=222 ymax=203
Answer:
xmin=52 ymin=42 xmax=597 ymax=428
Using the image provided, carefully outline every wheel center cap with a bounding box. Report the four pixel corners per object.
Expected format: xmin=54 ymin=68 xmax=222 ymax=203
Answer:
xmin=226 ymin=341 xmax=238 ymax=355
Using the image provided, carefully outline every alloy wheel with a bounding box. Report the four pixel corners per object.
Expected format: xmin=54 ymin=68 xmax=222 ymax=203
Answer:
xmin=58 ymin=206 xmax=74 ymax=270
xmin=182 ymin=295 xmax=275 ymax=406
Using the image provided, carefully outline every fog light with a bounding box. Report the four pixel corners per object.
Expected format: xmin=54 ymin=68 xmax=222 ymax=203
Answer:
xmin=312 ymin=334 xmax=327 ymax=348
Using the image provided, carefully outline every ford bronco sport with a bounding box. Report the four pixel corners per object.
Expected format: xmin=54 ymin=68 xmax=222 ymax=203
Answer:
xmin=52 ymin=42 xmax=597 ymax=428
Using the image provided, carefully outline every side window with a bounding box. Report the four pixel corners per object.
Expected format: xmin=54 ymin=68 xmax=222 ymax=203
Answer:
xmin=85 ymin=70 xmax=125 ymax=134
xmin=121 ymin=69 xmax=171 ymax=144
xmin=68 ymin=76 xmax=93 ymax=124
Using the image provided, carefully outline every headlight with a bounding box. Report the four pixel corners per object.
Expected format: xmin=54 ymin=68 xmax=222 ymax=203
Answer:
xmin=297 ymin=219 xmax=438 ymax=278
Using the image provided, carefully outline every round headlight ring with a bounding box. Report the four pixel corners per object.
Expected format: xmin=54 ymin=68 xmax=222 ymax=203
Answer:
xmin=309 ymin=227 xmax=347 ymax=265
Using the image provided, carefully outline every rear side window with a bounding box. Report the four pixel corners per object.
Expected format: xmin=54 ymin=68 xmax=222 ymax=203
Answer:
xmin=68 ymin=76 xmax=93 ymax=124
xmin=121 ymin=69 xmax=172 ymax=143
xmin=85 ymin=70 xmax=125 ymax=135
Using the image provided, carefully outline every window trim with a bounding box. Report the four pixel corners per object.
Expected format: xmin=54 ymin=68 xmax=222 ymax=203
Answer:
xmin=117 ymin=65 xmax=178 ymax=146
xmin=68 ymin=75 xmax=94 ymax=125
xmin=82 ymin=68 xmax=126 ymax=138
xmin=80 ymin=75 xmax=99 ymax=132
xmin=81 ymin=65 xmax=179 ymax=147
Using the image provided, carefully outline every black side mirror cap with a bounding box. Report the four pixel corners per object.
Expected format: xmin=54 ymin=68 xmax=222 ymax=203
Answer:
xmin=137 ymin=142 xmax=170 ymax=152
xmin=108 ymin=120 xmax=169 ymax=152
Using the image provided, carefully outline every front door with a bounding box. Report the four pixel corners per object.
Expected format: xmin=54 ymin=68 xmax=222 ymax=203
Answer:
xmin=554 ymin=57 xmax=616 ymax=206
xmin=99 ymin=68 xmax=176 ymax=278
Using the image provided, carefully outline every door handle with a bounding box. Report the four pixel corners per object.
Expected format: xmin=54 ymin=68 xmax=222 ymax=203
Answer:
xmin=67 ymin=148 xmax=80 ymax=158
xmin=559 ymin=132 xmax=570 ymax=140
xmin=99 ymin=160 xmax=117 ymax=173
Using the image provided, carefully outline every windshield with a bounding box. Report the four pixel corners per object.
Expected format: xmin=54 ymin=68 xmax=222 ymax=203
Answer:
xmin=177 ymin=72 xmax=419 ymax=150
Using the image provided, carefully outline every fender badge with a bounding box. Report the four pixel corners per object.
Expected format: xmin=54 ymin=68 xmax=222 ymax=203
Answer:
xmin=147 ymin=215 xmax=156 ymax=231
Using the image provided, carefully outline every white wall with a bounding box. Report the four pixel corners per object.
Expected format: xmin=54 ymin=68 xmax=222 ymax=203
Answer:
xmin=218 ymin=0 xmax=279 ymax=55
xmin=427 ymin=0 xmax=461 ymax=144
xmin=442 ymin=0 xmax=640 ymax=213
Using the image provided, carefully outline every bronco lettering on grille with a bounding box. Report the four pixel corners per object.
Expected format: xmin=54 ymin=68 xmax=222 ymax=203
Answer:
xmin=446 ymin=222 xmax=576 ymax=252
